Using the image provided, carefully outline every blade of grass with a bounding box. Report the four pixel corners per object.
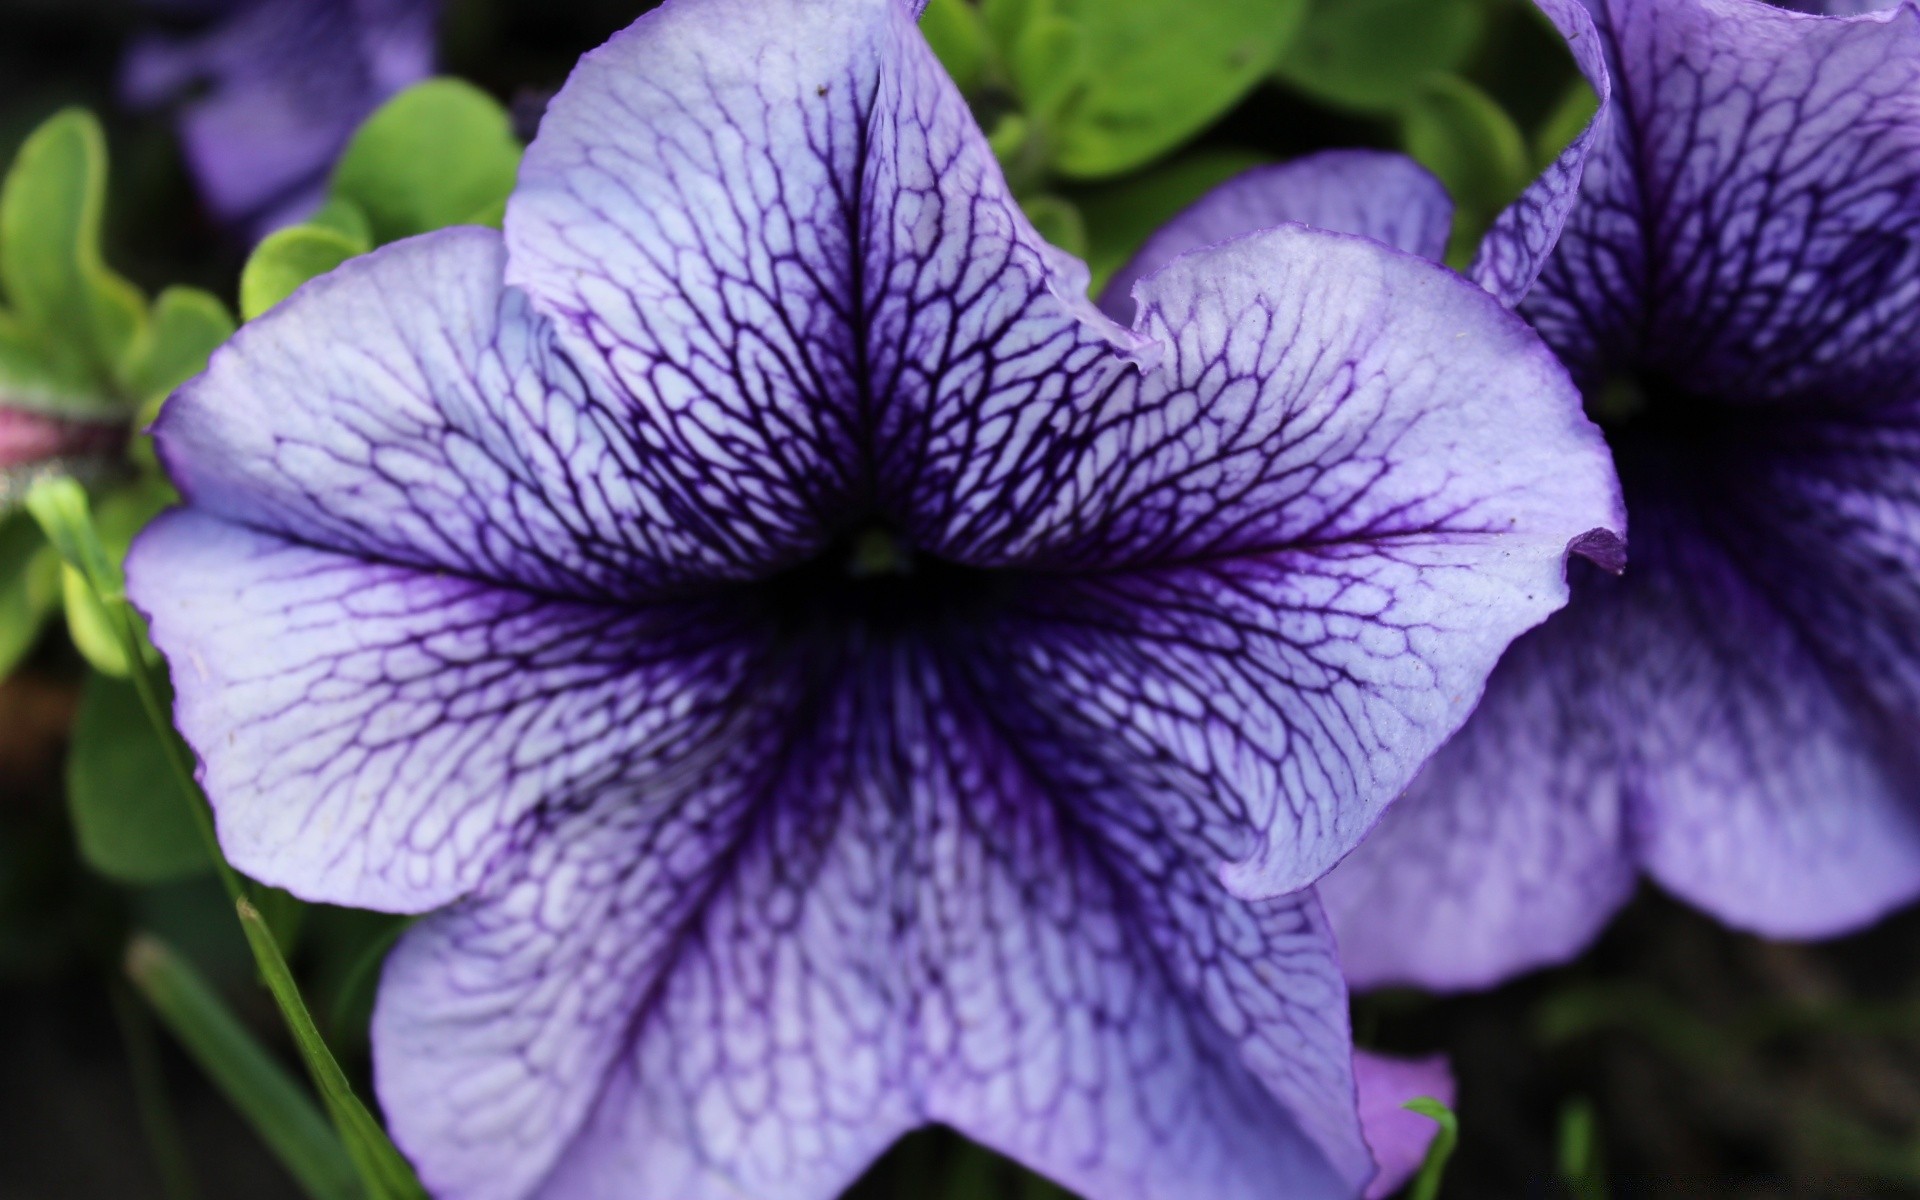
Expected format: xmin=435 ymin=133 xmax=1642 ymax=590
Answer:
xmin=26 ymin=478 xmax=424 ymax=1199
xmin=1404 ymin=1096 xmax=1459 ymax=1200
xmin=237 ymin=899 xmax=425 ymax=1198
xmin=126 ymin=936 xmax=362 ymax=1200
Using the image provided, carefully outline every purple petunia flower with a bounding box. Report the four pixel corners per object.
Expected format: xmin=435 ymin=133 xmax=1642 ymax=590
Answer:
xmin=1139 ymin=0 xmax=1920 ymax=990
xmin=124 ymin=0 xmax=439 ymax=234
xmin=125 ymin=0 xmax=1620 ymax=1194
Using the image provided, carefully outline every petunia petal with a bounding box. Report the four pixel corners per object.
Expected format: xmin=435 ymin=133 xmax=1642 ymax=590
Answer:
xmin=125 ymin=510 xmax=772 ymax=911
xmin=959 ymin=228 xmax=1623 ymax=893
xmin=1469 ymin=0 xmax=1613 ymax=308
xmin=151 ymin=229 xmax=764 ymax=597
xmin=374 ymin=645 xmax=1372 ymax=1200
xmin=1523 ymin=0 xmax=1920 ymax=395
xmin=1622 ymin=444 xmax=1920 ymax=933
xmin=1353 ymin=1051 xmax=1456 ymax=1200
xmin=1097 ymin=150 xmax=1454 ymax=324
xmin=506 ymin=0 xmax=1146 ymax=563
xmin=1320 ymin=603 xmax=1639 ymax=990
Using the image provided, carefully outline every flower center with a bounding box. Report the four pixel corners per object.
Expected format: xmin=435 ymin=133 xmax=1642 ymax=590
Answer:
xmin=1585 ymin=373 xmax=1726 ymax=444
xmin=760 ymin=524 xmax=1016 ymax=641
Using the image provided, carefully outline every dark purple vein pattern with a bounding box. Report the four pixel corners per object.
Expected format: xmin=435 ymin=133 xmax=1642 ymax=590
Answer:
xmin=1324 ymin=0 xmax=1920 ymax=989
xmin=127 ymin=0 xmax=1621 ymax=1194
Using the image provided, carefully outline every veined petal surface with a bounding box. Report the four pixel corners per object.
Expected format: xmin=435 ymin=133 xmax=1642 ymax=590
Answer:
xmin=978 ymin=230 xmax=1622 ymax=893
xmin=375 ymin=642 xmax=1371 ymax=1200
xmin=1331 ymin=0 xmax=1920 ymax=986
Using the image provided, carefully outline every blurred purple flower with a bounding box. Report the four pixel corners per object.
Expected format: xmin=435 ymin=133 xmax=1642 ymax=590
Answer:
xmin=123 ymin=0 xmax=439 ymax=235
xmin=1121 ymin=0 xmax=1920 ymax=993
xmin=126 ymin=0 xmax=1618 ymax=1194
xmin=1122 ymin=0 xmax=1920 ymax=990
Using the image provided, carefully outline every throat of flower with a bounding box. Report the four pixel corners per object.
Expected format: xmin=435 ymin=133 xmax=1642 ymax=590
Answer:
xmin=1591 ymin=377 xmax=1651 ymax=427
xmin=845 ymin=527 xmax=912 ymax=579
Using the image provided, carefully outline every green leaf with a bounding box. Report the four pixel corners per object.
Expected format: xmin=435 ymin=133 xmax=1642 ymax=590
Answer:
xmin=306 ymin=196 xmax=374 ymax=245
xmin=68 ymin=671 xmax=210 ymax=883
xmin=1535 ymin=77 xmax=1600 ymax=170
xmin=1072 ymin=148 xmax=1269 ymax=291
xmin=126 ymin=287 xmax=237 ymax=408
xmin=0 ymin=109 xmax=146 ymax=405
xmin=127 ymin=936 xmax=363 ymax=1200
xmin=1275 ymin=0 xmax=1488 ymax=115
xmin=1557 ymin=1098 xmax=1609 ymax=1200
xmin=330 ymin=79 xmax=523 ymax=246
xmin=238 ymin=900 xmax=428 ymax=1200
xmin=52 ymin=476 xmax=171 ymax=675
xmin=1398 ymin=74 xmax=1531 ymax=260
xmin=1403 ymin=1096 xmax=1460 ymax=1200
xmin=1038 ymin=0 xmax=1308 ymax=179
xmin=240 ymin=225 xmax=369 ymax=322
xmin=1020 ymin=194 xmax=1087 ymax=262
xmin=0 ymin=512 xmax=59 ymax=678
xmin=922 ymin=0 xmax=992 ymax=94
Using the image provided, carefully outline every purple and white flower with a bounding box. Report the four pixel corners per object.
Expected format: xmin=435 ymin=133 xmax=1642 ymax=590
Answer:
xmin=1291 ymin=0 xmax=1920 ymax=989
xmin=125 ymin=0 xmax=1620 ymax=1194
xmin=124 ymin=0 xmax=439 ymax=234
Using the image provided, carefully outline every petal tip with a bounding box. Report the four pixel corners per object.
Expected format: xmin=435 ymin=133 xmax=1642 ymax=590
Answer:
xmin=1567 ymin=526 xmax=1625 ymax=574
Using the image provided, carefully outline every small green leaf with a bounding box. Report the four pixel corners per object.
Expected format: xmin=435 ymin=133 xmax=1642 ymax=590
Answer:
xmin=1008 ymin=13 xmax=1087 ymax=132
xmin=1072 ymin=148 xmax=1270 ymax=292
xmin=238 ymin=900 xmax=428 ymax=1200
xmin=0 ymin=109 xmax=147 ymax=405
xmin=983 ymin=0 xmax=1044 ymax=52
xmin=0 ymin=512 xmax=59 ymax=678
xmin=50 ymin=476 xmax=170 ymax=674
xmin=1398 ymin=74 xmax=1531 ymax=260
xmin=68 ymin=671 xmax=210 ymax=883
xmin=1275 ymin=0 xmax=1488 ymax=115
xmin=127 ymin=936 xmax=363 ymax=1200
xmin=62 ymin=562 xmax=130 ymax=674
xmin=25 ymin=475 xmax=123 ymax=600
xmin=1040 ymin=0 xmax=1308 ymax=179
xmin=1404 ymin=1096 xmax=1460 ymax=1200
xmin=306 ymin=196 xmax=374 ymax=245
xmin=126 ymin=287 xmax=237 ymax=408
xmin=240 ymin=225 xmax=369 ymax=322
xmin=923 ymin=0 xmax=992 ymax=94
xmin=330 ymin=79 xmax=523 ymax=246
